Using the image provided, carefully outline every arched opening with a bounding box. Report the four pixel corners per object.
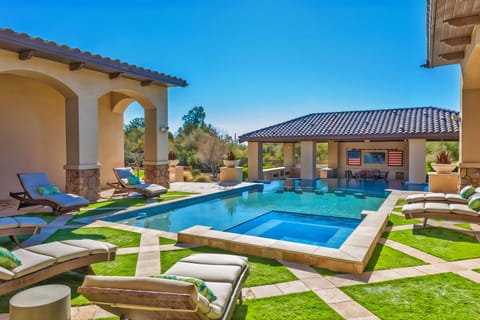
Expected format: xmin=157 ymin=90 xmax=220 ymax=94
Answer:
xmin=0 ymin=70 xmax=77 ymax=199
xmin=98 ymin=90 xmax=155 ymax=187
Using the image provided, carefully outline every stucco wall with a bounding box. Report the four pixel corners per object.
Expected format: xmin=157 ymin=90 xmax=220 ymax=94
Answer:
xmin=337 ymin=141 xmax=409 ymax=180
xmin=0 ymin=74 xmax=66 ymax=199
xmin=98 ymin=94 xmax=125 ymax=187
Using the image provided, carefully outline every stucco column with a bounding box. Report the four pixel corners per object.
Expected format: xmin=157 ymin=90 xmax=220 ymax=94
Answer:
xmin=64 ymin=96 xmax=100 ymax=201
xmin=248 ymin=142 xmax=263 ymax=180
xmin=283 ymin=143 xmax=295 ymax=167
xmin=143 ymin=93 xmax=169 ymax=188
xmin=459 ymin=88 xmax=480 ymax=188
xmin=408 ymin=139 xmax=426 ymax=184
xmin=300 ymin=141 xmax=316 ymax=179
xmin=327 ymin=141 xmax=338 ymax=169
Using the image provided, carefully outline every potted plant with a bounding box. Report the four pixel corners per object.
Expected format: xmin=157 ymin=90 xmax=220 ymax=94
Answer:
xmin=431 ymin=150 xmax=457 ymax=174
xmin=223 ymin=151 xmax=240 ymax=168
xmin=168 ymin=151 xmax=179 ymax=167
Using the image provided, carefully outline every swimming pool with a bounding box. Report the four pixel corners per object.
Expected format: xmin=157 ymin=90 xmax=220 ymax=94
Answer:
xmin=106 ymin=179 xmax=388 ymax=237
xmin=226 ymin=210 xmax=361 ymax=248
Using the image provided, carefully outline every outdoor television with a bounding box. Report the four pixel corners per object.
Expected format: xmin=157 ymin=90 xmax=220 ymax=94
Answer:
xmin=364 ymin=151 xmax=386 ymax=164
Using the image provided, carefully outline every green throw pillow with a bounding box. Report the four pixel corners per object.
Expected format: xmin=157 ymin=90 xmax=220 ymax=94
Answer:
xmin=0 ymin=247 xmax=21 ymax=269
xmin=156 ymin=275 xmax=217 ymax=302
xmin=468 ymin=196 xmax=480 ymax=211
xmin=37 ymin=184 xmax=61 ymax=195
xmin=460 ymin=185 xmax=476 ymax=199
xmin=127 ymin=176 xmax=140 ymax=185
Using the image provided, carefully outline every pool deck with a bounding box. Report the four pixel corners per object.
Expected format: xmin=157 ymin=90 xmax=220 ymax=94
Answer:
xmin=178 ymin=190 xmax=399 ymax=274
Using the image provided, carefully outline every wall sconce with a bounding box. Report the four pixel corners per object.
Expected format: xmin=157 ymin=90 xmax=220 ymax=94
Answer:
xmin=159 ymin=126 xmax=169 ymax=133
xmin=450 ymin=114 xmax=461 ymax=122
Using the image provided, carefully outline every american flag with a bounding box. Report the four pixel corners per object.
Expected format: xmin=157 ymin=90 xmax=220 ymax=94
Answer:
xmin=347 ymin=150 xmax=361 ymax=166
xmin=388 ymin=151 xmax=403 ymax=167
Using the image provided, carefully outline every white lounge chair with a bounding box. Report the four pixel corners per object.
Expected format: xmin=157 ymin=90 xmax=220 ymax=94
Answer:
xmin=405 ymin=187 xmax=480 ymax=204
xmin=78 ymin=253 xmax=249 ymax=320
xmin=10 ymin=172 xmax=89 ymax=214
xmin=402 ymin=202 xmax=480 ymax=228
xmin=0 ymin=216 xmax=46 ymax=246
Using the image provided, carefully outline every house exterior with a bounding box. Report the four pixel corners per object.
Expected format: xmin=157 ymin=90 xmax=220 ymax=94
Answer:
xmin=239 ymin=107 xmax=459 ymax=183
xmin=425 ymin=0 xmax=480 ymax=189
xmin=0 ymin=29 xmax=187 ymax=201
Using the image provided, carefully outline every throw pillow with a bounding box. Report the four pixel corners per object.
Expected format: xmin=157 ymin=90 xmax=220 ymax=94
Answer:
xmin=156 ymin=275 xmax=217 ymax=302
xmin=37 ymin=184 xmax=61 ymax=195
xmin=468 ymin=196 xmax=480 ymax=211
xmin=127 ymin=176 xmax=140 ymax=185
xmin=460 ymin=185 xmax=475 ymax=199
xmin=0 ymin=247 xmax=21 ymax=269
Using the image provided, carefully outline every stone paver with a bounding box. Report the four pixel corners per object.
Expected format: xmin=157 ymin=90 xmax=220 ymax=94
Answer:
xmin=379 ymin=238 xmax=446 ymax=264
xmin=329 ymin=301 xmax=379 ymax=320
xmin=454 ymin=270 xmax=480 ymax=283
xmin=276 ymin=280 xmax=309 ymax=294
xmin=314 ymin=288 xmax=353 ymax=304
xmin=249 ymin=284 xmax=284 ymax=299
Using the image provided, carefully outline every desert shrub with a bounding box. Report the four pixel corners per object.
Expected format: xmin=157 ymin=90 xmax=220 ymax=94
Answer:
xmin=194 ymin=174 xmax=211 ymax=183
xmin=191 ymin=169 xmax=201 ymax=177
xmin=183 ymin=171 xmax=194 ymax=182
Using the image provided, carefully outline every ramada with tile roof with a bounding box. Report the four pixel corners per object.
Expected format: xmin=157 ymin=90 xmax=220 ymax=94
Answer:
xmin=240 ymin=106 xmax=459 ymax=184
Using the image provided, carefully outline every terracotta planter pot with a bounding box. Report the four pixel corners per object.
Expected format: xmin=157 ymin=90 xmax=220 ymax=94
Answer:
xmin=431 ymin=163 xmax=456 ymax=174
xmin=223 ymin=160 xmax=240 ymax=168
xmin=169 ymin=160 xmax=180 ymax=167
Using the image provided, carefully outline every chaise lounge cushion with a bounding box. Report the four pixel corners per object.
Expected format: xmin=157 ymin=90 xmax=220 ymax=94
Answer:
xmin=10 ymin=249 xmax=56 ymax=278
xmin=44 ymin=193 xmax=89 ymax=207
xmin=61 ymin=239 xmax=117 ymax=256
xmin=26 ymin=242 xmax=89 ymax=263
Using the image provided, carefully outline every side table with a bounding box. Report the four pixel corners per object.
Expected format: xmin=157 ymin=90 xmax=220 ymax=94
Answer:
xmin=10 ymin=284 xmax=71 ymax=320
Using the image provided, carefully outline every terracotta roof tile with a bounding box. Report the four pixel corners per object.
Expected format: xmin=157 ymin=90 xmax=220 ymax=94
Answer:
xmin=239 ymin=107 xmax=459 ymax=142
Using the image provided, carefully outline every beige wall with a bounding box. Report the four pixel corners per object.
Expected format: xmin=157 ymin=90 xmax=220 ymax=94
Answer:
xmin=338 ymin=141 xmax=409 ymax=180
xmin=0 ymin=74 xmax=66 ymax=198
xmin=0 ymin=48 xmax=170 ymax=199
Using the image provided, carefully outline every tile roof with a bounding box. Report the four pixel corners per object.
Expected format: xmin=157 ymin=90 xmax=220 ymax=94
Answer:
xmin=239 ymin=107 xmax=459 ymax=142
xmin=0 ymin=28 xmax=187 ymax=87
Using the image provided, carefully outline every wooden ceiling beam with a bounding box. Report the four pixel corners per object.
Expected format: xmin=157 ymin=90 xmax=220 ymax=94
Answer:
xmin=18 ymin=49 xmax=35 ymax=60
xmin=69 ymin=62 xmax=85 ymax=71
xmin=439 ymin=51 xmax=465 ymax=60
xmin=141 ymin=80 xmax=153 ymax=86
xmin=445 ymin=14 xmax=480 ymax=27
xmin=441 ymin=35 xmax=471 ymax=46
xmin=109 ymin=72 xmax=122 ymax=79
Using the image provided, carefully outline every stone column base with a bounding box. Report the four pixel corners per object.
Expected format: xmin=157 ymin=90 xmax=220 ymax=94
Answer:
xmin=65 ymin=168 xmax=100 ymax=201
xmin=144 ymin=164 xmax=170 ymax=188
xmin=460 ymin=167 xmax=480 ymax=189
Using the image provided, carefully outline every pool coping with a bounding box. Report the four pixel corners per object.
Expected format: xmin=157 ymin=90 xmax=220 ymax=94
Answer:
xmin=178 ymin=190 xmax=402 ymax=274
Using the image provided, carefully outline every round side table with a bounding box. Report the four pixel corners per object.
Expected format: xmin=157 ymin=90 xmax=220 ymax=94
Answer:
xmin=10 ymin=284 xmax=71 ymax=320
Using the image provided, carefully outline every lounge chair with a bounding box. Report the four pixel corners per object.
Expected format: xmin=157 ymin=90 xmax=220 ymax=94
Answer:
xmin=0 ymin=239 xmax=117 ymax=295
xmin=405 ymin=187 xmax=480 ymax=205
xmin=0 ymin=216 xmax=47 ymax=246
xmin=10 ymin=172 xmax=89 ymax=214
xmin=402 ymin=202 xmax=480 ymax=228
xmin=78 ymin=253 xmax=249 ymax=320
xmin=112 ymin=167 xmax=168 ymax=198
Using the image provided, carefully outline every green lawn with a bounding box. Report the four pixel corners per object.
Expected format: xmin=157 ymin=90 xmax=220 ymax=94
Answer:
xmin=160 ymin=247 xmax=297 ymax=287
xmin=387 ymin=213 xmax=421 ymax=226
xmin=341 ymin=273 xmax=480 ymax=320
xmin=384 ymin=227 xmax=480 ymax=261
xmin=232 ymin=291 xmax=343 ymax=320
xmin=159 ymin=237 xmax=177 ymax=245
xmin=364 ymin=243 xmax=425 ymax=271
xmin=45 ymin=226 xmax=141 ymax=248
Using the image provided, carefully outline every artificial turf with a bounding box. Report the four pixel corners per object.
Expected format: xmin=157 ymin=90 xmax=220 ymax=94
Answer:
xmin=341 ymin=272 xmax=480 ymax=320
xmin=232 ymin=291 xmax=343 ymax=320
xmin=160 ymin=246 xmax=297 ymax=287
xmin=387 ymin=213 xmax=421 ymax=226
xmin=364 ymin=243 xmax=425 ymax=271
xmin=384 ymin=226 xmax=480 ymax=261
xmin=45 ymin=226 xmax=141 ymax=248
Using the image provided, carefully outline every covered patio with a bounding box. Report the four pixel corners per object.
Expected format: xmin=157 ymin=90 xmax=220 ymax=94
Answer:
xmin=239 ymin=107 xmax=459 ymax=184
xmin=0 ymin=29 xmax=187 ymax=201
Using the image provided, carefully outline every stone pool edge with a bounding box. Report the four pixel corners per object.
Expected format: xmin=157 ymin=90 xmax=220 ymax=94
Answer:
xmin=178 ymin=190 xmax=401 ymax=274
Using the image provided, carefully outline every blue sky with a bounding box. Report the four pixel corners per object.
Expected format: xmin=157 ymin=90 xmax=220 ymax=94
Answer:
xmin=0 ymin=0 xmax=459 ymax=137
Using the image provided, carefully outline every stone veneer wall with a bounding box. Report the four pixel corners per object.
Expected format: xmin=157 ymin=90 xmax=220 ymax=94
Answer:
xmin=144 ymin=164 xmax=170 ymax=188
xmin=460 ymin=167 xmax=480 ymax=190
xmin=65 ymin=168 xmax=100 ymax=201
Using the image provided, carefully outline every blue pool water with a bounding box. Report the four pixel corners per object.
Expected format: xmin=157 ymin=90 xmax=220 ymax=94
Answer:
xmin=106 ymin=179 xmax=391 ymax=239
xmin=226 ymin=211 xmax=361 ymax=248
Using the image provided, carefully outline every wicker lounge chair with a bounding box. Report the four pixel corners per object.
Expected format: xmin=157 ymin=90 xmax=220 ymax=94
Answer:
xmin=0 ymin=216 xmax=46 ymax=246
xmin=78 ymin=253 xmax=249 ymax=320
xmin=10 ymin=172 xmax=89 ymax=214
xmin=405 ymin=187 xmax=480 ymax=205
xmin=112 ymin=167 xmax=167 ymax=198
xmin=402 ymin=202 xmax=480 ymax=228
xmin=0 ymin=239 xmax=117 ymax=295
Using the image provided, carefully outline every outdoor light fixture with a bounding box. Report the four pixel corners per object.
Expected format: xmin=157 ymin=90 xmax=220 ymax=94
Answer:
xmin=450 ymin=114 xmax=461 ymax=122
xmin=159 ymin=126 xmax=169 ymax=133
